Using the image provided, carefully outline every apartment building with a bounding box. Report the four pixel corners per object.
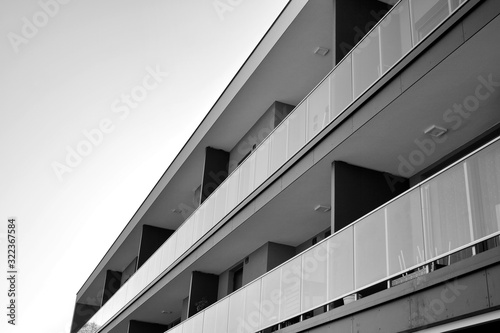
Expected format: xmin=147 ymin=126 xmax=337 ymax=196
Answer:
xmin=71 ymin=0 xmax=500 ymax=332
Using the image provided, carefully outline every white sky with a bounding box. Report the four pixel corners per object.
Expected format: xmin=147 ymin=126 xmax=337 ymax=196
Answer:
xmin=0 ymin=1 xmax=289 ymax=332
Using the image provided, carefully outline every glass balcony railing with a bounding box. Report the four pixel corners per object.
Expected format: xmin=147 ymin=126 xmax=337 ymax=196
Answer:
xmin=79 ymin=0 xmax=470 ymax=331
xmin=166 ymin=135 xmax=500 ymax=333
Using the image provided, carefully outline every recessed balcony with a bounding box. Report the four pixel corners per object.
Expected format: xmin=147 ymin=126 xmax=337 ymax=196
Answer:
xmin=74 ymin=0 xmax=500 ymax=331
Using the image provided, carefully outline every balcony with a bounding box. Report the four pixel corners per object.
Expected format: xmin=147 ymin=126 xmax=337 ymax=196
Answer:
xmin=164 ymin=131 xmax=500 ymax=333
xmin=77 ymin=0 xmax=474 ymax=331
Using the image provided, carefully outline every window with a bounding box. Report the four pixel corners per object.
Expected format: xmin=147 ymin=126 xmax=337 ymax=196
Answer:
xmin=230 ymin=263 xmax=244 ymax=292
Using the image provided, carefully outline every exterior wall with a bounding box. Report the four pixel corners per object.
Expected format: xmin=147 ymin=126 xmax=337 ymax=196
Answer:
xmin=242 ymin=243 xmax=269 ymax=286
xmin=267 ymin=242 xmax=296 ymax=271
xmin=217 ymin=270 xmax=230 ymax=300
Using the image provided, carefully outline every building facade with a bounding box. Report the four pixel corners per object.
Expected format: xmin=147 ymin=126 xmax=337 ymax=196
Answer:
xmin=72 ymin=0 xmax=500 ymax=332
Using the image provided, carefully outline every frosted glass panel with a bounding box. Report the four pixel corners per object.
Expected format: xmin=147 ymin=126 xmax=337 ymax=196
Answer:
xmin=124 ymin=273 xmax=137 ymax=304
xmin=192 ymin=210 xmax=203 ymax=245
xmin=100 ymin=305 xmax=108 ymax=325
xmin=410 ymin=0 xmax=450 ymax=44
xmin=146 ymin=250 xmax=161 ymax=283
xmin=215 ymin=298 xmax=229 ymax=333
xmin=126 ymin=269 xmax=140 ymax=306
xmin=183 ymin=218 xmax=194 ymax=252
xmin=214 ymin=182 xmax=228 ymax=223
xmin=280 ymin=256 xmax=302 ymax=320
xmin=328 ymin=227 xmax=354 ymax=300
xmin=192 ymin=312 xmax=204 ymax=332
xmin=254 ymin=140 xmax=270 ymax=188
xmin=238 ymin=154 xmax=256 ymax=201
xmin=354 ymin=209 xmax=387 ymax=288
xmin=259 ymin=268 xmax=281 ymax=329
xmin=138 ymin=267 xmax=148 ymax=292
xmin=116 ymin=287 xmax=126 ymax=307
xmin=228 ymin=288 xmax=246 ymax=332
xmin=270 ymin=121 xmax=288 ymax=175
xmin=175 ymin=224 xmax=187 ymax=257
xmin=386 ymin=189 xmax=425 ymax=275
xmin=123 ymin=274 xmax=135 ymax=303
xmin=331 ymin=55 xmax=353 ymax=119
xmin=161 ymin=232 xmax=176 ymax=270
xmin=353 ymin=27 xmax=381 ymax=98
xmin=380 ymin=0 xmax=412 ymax=74
xmin=202 ymin=195 xmax=215 ymax=235
xmin=226 ymin=169 xmax=239 ymax=213
xmin=130 ymin=270 xmax=143 ymax=301
xmin=202 ymin=304 xmax=217 ymax=333
xmin=466 ymin=143 xmax=500 ymax=240
xmin=302 ymin=241 xmax=328 ymax=311
xmin=287 ymin=102 xmax=307 ymax=158
xmin=307 ymin=78 xmax=330 ymax=141
xmin=183 ymin=317 xmax=193 ymax=333
xmin=196 ymin=204 xmax=206 ymax=240
xmin=245 ymin=280 xmax=262 ymax=331
xmin=160 ymin=241 xmax=170 ymax=273
xmin=422 ymin=163 xmax=471 ymax=259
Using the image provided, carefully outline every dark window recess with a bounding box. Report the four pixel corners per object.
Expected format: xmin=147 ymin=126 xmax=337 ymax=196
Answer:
xmin=200 ymin=147 xmax=229 ymax=204
xmin=312 ymin=237 xmax=318 ymax=245
xmin=232 ymin=266 xmax=243 ymax=292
